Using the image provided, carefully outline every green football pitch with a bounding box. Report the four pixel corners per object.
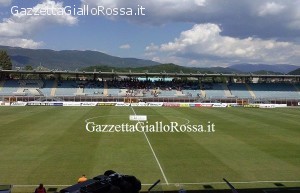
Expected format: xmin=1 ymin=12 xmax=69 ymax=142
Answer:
xmin=0 ymin=106 xmax=300 ymax=191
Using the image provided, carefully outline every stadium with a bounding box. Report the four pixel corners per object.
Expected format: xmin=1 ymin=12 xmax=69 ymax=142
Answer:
xmin=0 ymin=69 xmax=300 ymax=193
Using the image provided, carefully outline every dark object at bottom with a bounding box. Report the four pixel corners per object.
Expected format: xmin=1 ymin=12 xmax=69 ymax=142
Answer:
xmin=60 ymin=172 xmax=141 ymax=193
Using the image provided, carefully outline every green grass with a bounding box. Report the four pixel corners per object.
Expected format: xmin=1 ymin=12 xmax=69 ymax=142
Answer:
xmin=0 ymin=107 xmax=300 ymax=191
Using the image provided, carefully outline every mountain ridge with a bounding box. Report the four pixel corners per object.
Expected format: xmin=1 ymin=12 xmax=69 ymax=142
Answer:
xmin=0 ymin=45 xmax=160 ymax=70
xmin=1 ymin=45 xmax=299 ymax=74
xmin=229 ymin=63 xmax=299 ymax=74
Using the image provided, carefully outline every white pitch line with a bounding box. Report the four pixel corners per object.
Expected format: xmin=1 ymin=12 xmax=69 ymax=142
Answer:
xmin=11 ymin=180 xmax=300 ymax=187
xmin=130 ymin=106 xmax=169 ymax=185
xmin=160 ymin=180 xmax=300 ymax=185
xmin=13 ymin=185 xmax=71 ymax=187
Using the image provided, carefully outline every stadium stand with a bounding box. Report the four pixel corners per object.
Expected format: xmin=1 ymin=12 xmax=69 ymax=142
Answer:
xmin=203 ymin=83 xmax=226 ymax=98
xmin=83 ymin=86 xmax=104 ymax=96
xmin=222 ymin=83 xmax=234 ymax=98
xmin=245 ymin=83 xmax=256 ymax=98
xmin=50 ymin=79 xmax=58 ymax=96
xmin=228 ymin=83 xmax=252 ymax=98
xmin=14 ymin=80 xmax=44 ymax=96
xmin=181 ymin=90 xmax=195 ymax=97
xmin=55 ymin=80 xmax=78 ymax=96
xmin=248 ymin=83 xmax=300 ymax=99
xmin=107 ymin=88 xmax=121 ymax=97
xmin=293 ymin=84 xmax=300 ymax=92
xmin=0 ymin=75 xmax=300 ymax=101
xmin=0 ymin=80 xmax=19 ymax=95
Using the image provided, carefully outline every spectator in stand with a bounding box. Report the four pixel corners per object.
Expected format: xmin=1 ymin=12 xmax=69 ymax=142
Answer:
xmin=78 ymin=174 xmax=87 ymax=183
xmin=35 ymin=184 xmax=46 ymax=193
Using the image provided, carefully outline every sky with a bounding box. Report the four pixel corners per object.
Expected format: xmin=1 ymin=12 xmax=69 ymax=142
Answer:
xmin=0 ymin=0 xmax=300 ymax=67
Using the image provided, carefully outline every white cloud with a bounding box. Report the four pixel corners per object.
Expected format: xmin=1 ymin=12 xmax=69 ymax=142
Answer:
xmin=0 ymin=0 xmax=77 ymax=37
xmin=81 ymin=0 xmax=206 ymax=24
xmin=119 ymin=44 xmax=131 ymax=49
xmin=145 ymin=43 xmax=159 ymax=51
xmin=258 ymin=2 xmax=285 ymax=16
xmin=145 ymin=23 xmax=300 ymax=66
xmin=81 ymin=0 xmax=206 ymax=8
xmin=287 ymin=4 xmax=300 ymax=30
xmin=0 ymin=0 xmax=77 ymax=48
xmin=144 ymin=43 xmax=160 ymax=57
xmin=194 ymin=0 xmax=206 ymax=6
xmin=0 ymin=38 xmax=43 ymax=49
xmin=0 ymin=0 xmax=12 ymax=6
xmin=81 ymin=0 xmax=300 ymax=40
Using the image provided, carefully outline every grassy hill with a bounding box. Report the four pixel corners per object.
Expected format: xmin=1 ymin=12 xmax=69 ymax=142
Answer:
xmin=0 ymin=45 xmax=160 ymax=70
xmin=251 ymin=70 xmax=283 ymax=75
xmin=82 ymin=63 xmax=240 ymax=74
xmin=288 ymin=68 xmax=300 ymax=75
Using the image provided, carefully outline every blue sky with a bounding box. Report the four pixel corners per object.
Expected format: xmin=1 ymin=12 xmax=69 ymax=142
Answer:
xmin=0 ymin=0 xmax=300 ymax=67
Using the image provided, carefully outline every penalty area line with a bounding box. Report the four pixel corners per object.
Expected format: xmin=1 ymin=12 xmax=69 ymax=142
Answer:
xmin=130 ymin=106 xmax=169 ymax=185
xmin=161 ymin=180 xmax=300 ymax=185
xmin=12 ymin=180 xmax=300 ymax=187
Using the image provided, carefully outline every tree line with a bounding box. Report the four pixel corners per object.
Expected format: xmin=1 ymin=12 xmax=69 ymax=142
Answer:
xmin=0 ymin=50 xmax=12 ymax=70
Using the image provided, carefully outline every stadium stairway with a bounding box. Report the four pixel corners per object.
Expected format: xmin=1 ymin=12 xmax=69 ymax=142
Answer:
xmin=0 ymin=80 xmax=4 ymax=91
xmin=103 ymin=81 xmax=108 ymax=96
xmin=50 ymin=79 xmax=58 ymax=96
xmin=245 ymin=83 xmax=256 ymax=98
xmin=75 ymin=87 xmax=85 ymax=96
xmin=175 ymin=90 xmax=186 ymax=97
xmin=199 ymin=84 xmax=206 ymax=98
xmin=222 ymin=83 xmax=234 ymax=97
